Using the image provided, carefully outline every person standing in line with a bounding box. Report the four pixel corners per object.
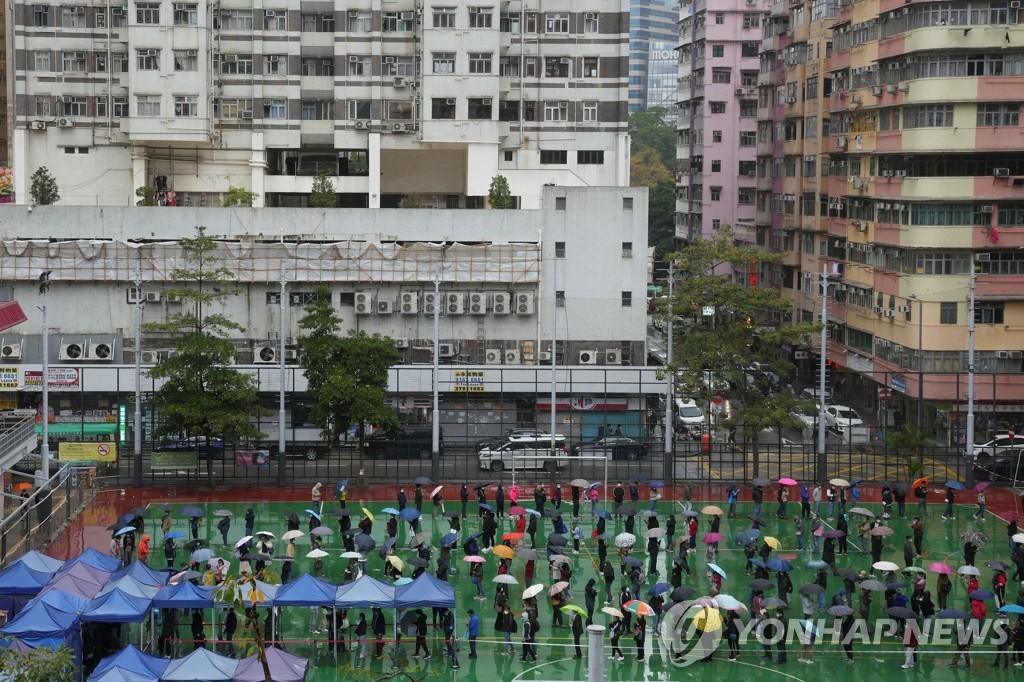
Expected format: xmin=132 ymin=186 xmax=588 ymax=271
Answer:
xmin=901 ymin=621 xmax=919 ymax=669
xmin=943 ymin=486 xmax=956 ymax=521
xmin=752 ymin=486 xmax=764 ymax=519
xmin=476 ymin=485 xmax=486 ymax=517
xmin=811 ymin=484 xmax=822 ymax=516
xmin=413 ymin=610 xmax=430 ymax=659
xmin=442 ymin=608 xmax=459 ymax=669
xmin=161 ymin=510 xmax=172 ymax=537
xmin=602 ymin=559 xmax=615 ymax=604
xmin=911 ymin=516 xmax=925 ymax=557
xmin=217 ymin=515 xmax=231 ymax=546
xmin=633 ymin=615 xmax=647 ymax=662
xmin=609 ymin=615 xmax=625 ymax=662
xmin=975 ymin=488 xmax=987 ymax=520
xmin=414 ymin=484 xmax=424 ymax=512
xmin=354 ymin=612 xmax=368 ymax=669
xmin=727 ymin=485 xmax=740 ymax=518
xmin=571 ymin=610 xmax=584 ymax=659
xmin=311 ymin=482 xmax=323 ymax=515
xmin=372 ymin=607 xmax=387 ymax=659
xmin=810 ymin=514 xmax=822 ymax=554
xmin=397 ymin=488 xmax=407 ymax=511
xmin=466 ymin=609 xmax=479 ymax=659
xmin=937 ymin=573 xmax=952 ymax=610
xmin=629 ymin=481 xmax=640 ymax=504
xmin=775 ymin=608 xmax=788 ymax=664
xmin=244 ymin=508 xmax=255 ymax=537
xmin=915 ymin=481 xmax=928 ymax=519
xmin=496 ymin=484 xmax=505 ymax=517
xmin=519 ymin=612 xmax=537 ymax=663
xmin=895 ymin=486 xmax=907 ymax=519
xmin=904 ymin=535 xmax=916 ymax=568
xmin=497 ymin=605 xmax=516 ymax=655
xmin=800 ymin=485 xmax=811 ymax=518
xmin=460 ymin=484 xmax=469 ymax=518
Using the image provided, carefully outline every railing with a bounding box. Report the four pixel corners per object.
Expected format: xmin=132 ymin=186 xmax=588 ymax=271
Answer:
xmin=0 ymin=415 xmax=37 ymax=468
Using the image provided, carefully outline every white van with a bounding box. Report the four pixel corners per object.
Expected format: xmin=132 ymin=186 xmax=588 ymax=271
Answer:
xmin=477 ymin=435 xmax=568 ymax=472
xmin=674 ymin=398 xmax=705 ymax=435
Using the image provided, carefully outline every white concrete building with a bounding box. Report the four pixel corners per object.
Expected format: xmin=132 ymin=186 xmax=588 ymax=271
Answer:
xmin=9 ymin=0 xmax=630 ymax=209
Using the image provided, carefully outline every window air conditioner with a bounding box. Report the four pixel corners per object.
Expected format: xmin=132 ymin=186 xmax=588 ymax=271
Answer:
xmin=254 ymin=345 xmax=276 ymax=363
xmin=140 ymin=351 xmax=160 ymax=364
xmin=145 ymin=292 xmax=161 ymax=303
xmin=1009 ymin=350 xmax=1023 ymax=359
xmin=994 ymin=168 xmax=1010 ymax=177
xmin=578 ymin=350 xmax=598 ymax=365
xmin=445 ymin=98 xmax=456 ymax=105
xmin=897 ymin=305 xmax=910 ymax=313
xmin=895 ymin=170 xmax=907 ymax=177
xmin=438 ymin=343 xmax=457 ymax=358
xmin=981 ymin=205 xmax=994 ymax=213
xmin=872 ymin=86 xmax=883 ymax=96
xmin=882 ymin=170 xmax=894 ymax=177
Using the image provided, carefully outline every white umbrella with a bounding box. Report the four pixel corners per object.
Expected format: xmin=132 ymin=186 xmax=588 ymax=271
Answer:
xmin=523 ymin=584 xmax=545 ymax=600
xmin=646 ymin=528 xmax=666 ymax=539
xmin=340 ymin=551 xmax=362 ymax=559
xmin=615 ymin=532 xmax=636 ymax=548
xmin=282 ymin=530 xmax=304 ymax=541
xmin=829 ymin=478 xmax=850 ymax=487
xmin=430 ymin=485 xmax=443 ymax=499
xmin=957 ymin=565 xmax=981 ymax=577
xmin=254 ymin=531 xmax=276 ymax=538
xmin=235 ymin=535 xmax=253 ymax=548
xmin=1012 ymin=533 xmax=1024 ymax=544
xmin=493 ymin=574 xmax=519 ymax=585
xmin=306 ymin=549 xmax=328 ymax=559
xmin=873 ymin=561 xmax=900 ymax=572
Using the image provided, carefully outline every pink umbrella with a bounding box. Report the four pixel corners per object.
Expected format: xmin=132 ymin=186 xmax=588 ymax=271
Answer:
xmin=463 ymin=555 xmax=486 ymax=563
xmin=929 ymin=562 xmax=953 ymax=575
xmin=702 ymin=532 xmax=725 ymax=544
xmin=508 ymin=506 xmax=527 ymax=516
xmin=974 ymin=482 xmax=990 ymax=493
xmin=778 ymin=478 xmax=798 ymax=486
xmin=813 ymin=527 xmax=824 ymax=537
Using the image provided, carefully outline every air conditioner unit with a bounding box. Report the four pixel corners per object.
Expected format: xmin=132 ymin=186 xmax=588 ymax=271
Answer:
xmin=897 ymin=305 xmax=910 ymax=313
xmin=446 ymin=292 xmax=465 ymax=315
xmin=445 ymin=98 xmax=456 ymax=106
xmin=354 ymin=120 xmax=368 ymax=129
xmin=377 ymin=300 xmax=393 ymax=314
xmin=1012 ymin=0 xmax=1021 ymax=7
xmin=794 ymin=350 xmax=809 ymax=359
xmin=539 ymin=351 xmax=552 ymax=362
xmin=837 ymin=136 xmax=847 ymax=148
xmin=1 ymin=343 xmax=22 ymax=360
xmin=786 ymin=97 xmax=797 ymax=103
xmin=166 ymin=294 xmax=183 ymax=303
xmin=852 ymin=177 xmax=865 ymax=189
xmin=400 ymin=292 xmax=419 ymax=314
xmin=747 ymin=170 xmax=756 ymax=176
xmin=59 ymin=341 xmax=85 ymax=360
xmin=390 ymin=122 xmax=403 ymax=132
xmin=851 ymin=95 xmax=862 ymax=104
xmin=469 ymin=292 xmax=486 ymax=315
xmin=883 ymin=310 xmax=895 ymax=318
xmin=127 ymin=287 xmax=143 ymax=303
xmin=394 ymin=339 xmax=409 ymax=349
xmin=284 ymin=349 xmax=299 ymax=362
xmin=877 ymin=339 xmax=890 ymax=347
xmin=1010 ymin=350 xmax=1023 ymax=359
xmin=423 ymin=292 xmax=438 ymax=314
xmin=265 ymin=10 xmax=275 ymax=17
xmin=254 ymin=345 xmax=276 ymax=363
xmin=111 ymin=6 xmax=124 ymax=15
xmin=515 ymin=292 xmax=535 ymax=315
xmin=898 ymin=82 xmax=909 ymax=92
xmin=604 ymin=350 xmax=621 ymax=365
xmin=139 ymin=351 xmax=159 ymax=364
xmin=145 ymin=292 xmax=161 ymax=303
xmin=57 ymin=117 xmax=73 ymax=128
xmin=886 ymin=84 xmax=897 ymax=93
xmin=981 ymin=205 xmax=994 ymax=213
xmin=505 ymin=350 xmax=520 ymax=364
xmin=394 ymin=77 xmax=406 ymax=87
xmin=893 ymin=344 xmax=905 ymax=353
xmin=438 ymin=343 xmax=457 ymax=358
xmin=492 ymin=292 xmax=511 ymax=315
xmin=87 ymin=341 xmax=114 ymax=361
xmin=32 ymin=121 xmax=47 ymax=131
xmin=404 ymin=123 xmax=417 ymax=131
xmin=485 ymin=349 xmax=503 ymax=364
xmin=578 ymin=350 xmax=598 ymax=365
xmin=856 ymin=222 xmax=867 ymax=232
xmin=354 ymin=292 xmax=372 ymax=314
xmin=872 ymin=86 xmax=883 ymax=96
xmin=874 ymin=307 xmax=884 ymax=315
xmin=882 ymin=170 xmax=894 ymax=177
xmin=994 ymin=168 xmax=1010 ymax=177
xmin=895 ymin=170 xmax=907 ymax=177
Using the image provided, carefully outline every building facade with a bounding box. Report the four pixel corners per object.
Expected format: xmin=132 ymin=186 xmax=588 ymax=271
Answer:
xmin=676 ymin=0 xmax=770 ymax=246
xmin=8 ymin=1 xmax=630 ymax=209
xmin=628 ymin=0 xmax=679 ymax=117
xmin=757 ymin=0 xmax=1024 ymax=443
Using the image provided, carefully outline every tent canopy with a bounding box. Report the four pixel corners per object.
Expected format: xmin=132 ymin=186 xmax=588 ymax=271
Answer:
xmin=153 ymin=581 xmax=215 ymax=609
xmin=13 ymin=550 xmax=64 ymax=574
xmin=394 ymin=573 xmax=456 ymax=609
xmin=161 ymin=648 xmax=238 ymax=681
xmin=87 ymin=666 xmax=157 ymax=682
xmin=235 ymin=580 xmax=278 ymax=608
xmin=63 ymin=547 xmax=121 ymax=573
xmin=0 ymin=562 xmax=52 ymax=596
xmin=335 ymin=575 xmax=396 ymax=609
xmin=0 ymin=601 xmax=78 ymax=638
xmin=28 ymin=588 xmax=90 ymax=615
xmin=272 ymin=574 xmax=337 ymax=607
xmin=232 ymin=647 xmax=307 ymax=682
xmin=80 ymin=589 xmax=152 ymax=623
xmin=109 ymin=561 xmax=167 ymax=587
xmin=90 ymin=644 xmax=169 ymax=681
xmin=97 ymin=576 xmax=160 ymax=600
xmin=37 ymin=572 xmax=107 ymax=601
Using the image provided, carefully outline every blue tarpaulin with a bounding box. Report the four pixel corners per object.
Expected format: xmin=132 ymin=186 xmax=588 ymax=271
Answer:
xmin=394 ymin=573 xmax=456 ymax=609
xmin=232 ymin=647 xmax=308 ymax=682
xmin=160 ymin=647 xmax=238 ymax=681
xmin=80 ymin=589 xmax=152 ymax=623
xmin=89 ymin=644 xmax=169 ymax=681
xmin=236 ymin=580 xmax=278 ymax=607
xmin=334 ymin=575 xmax=396 ymax=609
xmin=88 ymin=667 xmax=158 ymax=682
xmin=108 ymin=560 xmax=167 ymax=587
xmin=62 ymin=547 xmax=121 ymax=573
xmin=272 ymin=574 xmax=337 ymax=607
xmin=96 ymin=576 xmax=160 ymax=600
xmin=152 ymin=581 xmax=215 ymax=609
xmin=0 ymin=562 xmax=52 ymax=596
xmin=0 ymin=601 xmax=78 ymax=638
xmin=13 ymin=550 xmax=64 ymax=574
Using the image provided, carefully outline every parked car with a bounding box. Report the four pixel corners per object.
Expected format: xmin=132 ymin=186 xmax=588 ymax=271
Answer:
xmin=477 ymin=435 xmax=568 ymax=472
xmin=571 ymin=436 xmax=648 ymax=461
xmin=154 ymin=437 xmax=225 ymax=460
xmin=474 ymin=429 xmax=552 ymax=452
xmin=365 ymin=426 xmax=441 ymax=459
xmin=800 ymin=387 xmax=834 ymax=403
xmin=972 ymin=434 xmax=1024 ymax=460
xmin=972 ymin=449 xmax=1024 ymax=482
xmin=674 ymin=398 xmax=704 ymax=435
xmin=824 ymin=405 xmax=863 ymax=429
xmin=790 ymin=403 xmax=821 ymax=430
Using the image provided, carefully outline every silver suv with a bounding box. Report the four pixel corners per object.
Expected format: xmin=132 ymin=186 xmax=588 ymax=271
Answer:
xmin=477 ymin=435 xmax=568 ymax=472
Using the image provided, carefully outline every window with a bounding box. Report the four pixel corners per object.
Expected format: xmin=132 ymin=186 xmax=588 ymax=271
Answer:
xmin=469 ymin=52 xmax=492 ymax=74
xmin=33 ymin=5 xmax=50 ymax=26
xmin=712 ymin=44 xmax=725 ymax=58
xmin=62 ymin=50 xmax=87 ymax=72
xmin=215 ymin=98 xmax=254 ymax=119
xmin=174 ymin=95 xmax=198 ymax=117
xmin=555 ymin=241 xmax=566 ymax=257
xmin=301 ymin=57 xmax=334 ymax=76
xmin=582 ymin=57 xmax=598 ymax=78
xmin=433 ymin=52 xmax=455 ymax=73
xmin=582 ymin=100 xmax=598 ymax=122
xmin=710 ymin=101 xmax=725 ymax=114
xmin=136 ymin=49 xmax=159 ymax=70
xmin=347 ymin=99 xmax=372 ymax=119
xmin=113 ymin=52 xmax=128 ymax=72
xmin=263 ymin=98 xmax=287 ymax=119
xmin=468 ymin=7 xmax=493 ymax=28
xmin=136 ymin=3 xmax=159 ymax=24
xmin=621 ymin=291 xmax=632 ymax=307
xmin=710 ymin=186 xmax=722 ymax=201
xmin=743 ymin=12 xmax=760 ymax=28
xmin=524 ymin=12 xmax=536 ymax=32
xmin=903 ymin=105 xmax=954 ymax=128
xmin=556 ymin=291 xmax=565 ymax=306
xmin=34 ymin=51 xmax=51 ymax=71
xmin=545 ymin=56 xmax=570 ymax=77
xmin=740 ymin=101 xmax=757 ymax=117
xmin=431 ymin=97 xmax=456 ymax=119
xmin=301 ymin=100 xmax=334 ymax=120
xmin=711 ymin=160 xmax=721 ymax=172
xmin=303 ymin=13 xmax=336 ymax=32
xmin=468 ymin=97 xmax=492 ymax=119
xmin=263 ymin=54 xmax=286 ymax=76
xmin=555 ymin=198 xmax=566 ymax=211
xmin=712 ymin=68 xmax=731 ymax=84
xmin=545 ymin=12 xmax=568 ymax=33
xmin=113 ymin=96 xmax=128 ymax=117
xmin=62 ymin=96 xmax=87 ymax=116
xmin=264 ymin=9 xmax=286 ymax=31
xmin=173 ymin=3 xmax=198 ymax=25
xmin=96 ymin=53 xmax=108 ymax=72
xmin=35 ymin=96 xmax=51 ymax=117
xmin=382 ymin=11 xmax=414 ymax=32
xmin=577 ymin=150 xmax=604 ymax=164
xmin=544 ymin=101 xmax=568 ymax=121
xmin=219 ymin=9 xmax=253 ymax=30
xmin=713 ymin=130 xmax=722 ymax=142
xmin=739 ymin=188 xmax=755 ymax=204
xmin=384 ymin=100 xmax=413 ymax=120
xmin=62 ymin=6 xmax=86 ymax=27
xmin=503 ymin=151 xmax=513 ymax=161
xmin=974 ymin=302 xmax=1005 ymax=324
xmin=523 ymin=101 xmax=536 ymax=121
xmin=940 ymin=302 xmax=958 ymax=324
xmin=584 ymin=12 xmax=598 ymax=33
xmin=499 ymin=100 xmax=519 ymax=121
xmin=622 ymin=242 xmax=633 ymax=257
xmin=524 ymin=57 xmax=537 ymax=77
xmin=623 ymin=197 xmax=633 ymax=210
xmin=977 ymin=103 xmax=1020 ymax=127
xmin=433 ymin=7 xmax=456 ymax=28
xmin=221 ymin=54 xmax=254 ymax=75
xmin=173 ymin=50 xmax=198 ymax=72
xmin=739 ymin=131 xmax=757 ymax=145
xmin=540 ymin=150 xmax=567 ymax=164
xmin=742 ymin=42 xmax=759 ymax=58
xmin=137 ymin=94 xmax=161 ymax=117
xmin=383 ymin=56 xmax=417 ymax=77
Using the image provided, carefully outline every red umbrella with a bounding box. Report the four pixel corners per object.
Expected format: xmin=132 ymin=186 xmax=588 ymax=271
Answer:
xmin=703 ymin=532 xmax=725 ymax=544
xmin=508 ymin=506 xmax=527 ymax=516
xmin=503 ymin=532 xmax=524 ymax=541
xmin=12 ymin=482 xmax=31 ymax=492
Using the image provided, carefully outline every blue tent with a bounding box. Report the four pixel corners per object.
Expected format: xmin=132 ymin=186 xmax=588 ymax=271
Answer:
xmin=153 ymin=581 xmax=215 ymax=609
xmin=90 ymin=644 xmax=169 ymax=681
xmin=0 ymin=601 xmax=78 ymax=638
xmin=272 ymin=574 xmax=337 ymax=606
xmin=232 ymin=647 xmax=308 ymax=682
xmin=88 ymin=666 xmax=158 ymax=682
xmin=80 ymin=589 xmax=152 ymax=623
xmin=37 ymin=571 xmax=108 ymax=601
xmin=234 ymin=580 xmax=278 ymax=608
xmin=161 ymin=647 xmax=238 ymax=681
xmin=109 ymin=560 xmax=167 ymax=587
xmin=394 ymin=573 xmax=456 ymax=608
xmin=28 ymin=587 xmax=90 ymax=614
xmin=0 ymin=562 xmax=52 ymax=595
xmin=14 ymin=550 xmax=64 ymax=573
xmin=63 ymin=547 xmax=121 ymax=572
xmin=334 ymin=575 xmax=396 ymax=609
xmin=97 ymin=576 xmax=161 ymax=600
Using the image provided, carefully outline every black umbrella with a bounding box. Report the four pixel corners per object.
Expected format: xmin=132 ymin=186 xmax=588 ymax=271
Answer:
xmin=670 ymin=586 xmax=695 ymax=601
xmin=616 ymin=505 xmax=637 ymax=517
xmin=752 ymin=477 xmax=770 ymax=487
xmin=986 ymin=560 xmax=1010 ymax=572
xmin=407 ymin=557 xmax=429 ymax=568
xmin=330 ymin=508 xmax=354 ymax=517
xmin=443 ymin=510 xmax=460 ymax=518
xmin=543 ymin=509 xmax=561 ymax=519
xmin=475 ymin=482 xmax=494 ymax=490
xmin=638 ymin=510 xmax=658 ymax=518
xmin=672 ymin=556 xmax=688 ymax=568
xmin=799 ymin=584 xmax=824 ymax=596
xmin=835 ymin=568 xmax=858 ymax=581
xmin=886 ymin=582 xmax=910 ymax=590
xmin=827 ymin=605 xmax=853 ymax=617
xmin=887 ymin=607 xmax=917 ymax=619
xmin=129 ymin=507 xmax=149 ymax=517
xmin=106 ymin=523 xmax=121 ymax=531
xmin=746 ymin=514 xmax=764 ymax=524
xmin=894 ymin=482 xmax=909 ymax=495
xmin=750 ymin=579 xmax=774 ymax=592
xmin=284 ymin=511 xmax=299 ymax=523
xmin=823 ymin=530 xmax=846 ymax=539
xmin=761 ymin=597 xmax=788 ymax=609
xmin=399 ymin=611 xmax=421 ymax=636
xmin=342 ymin=528 xmax=359 ymax=536
xmin=414 ymin=477 xmax=432 ymax=485
xmin=183 ymin=540 xmax=204 ymax=551
xmin=547 ymin=533 xmax=567 ymax=547
xmin=625 ymin=557 xmax=643 ymax=567
xmin=354 ymin=533 xmax=376 ymax=552
xmin=241 ymin=552 xmax=272 ymax=562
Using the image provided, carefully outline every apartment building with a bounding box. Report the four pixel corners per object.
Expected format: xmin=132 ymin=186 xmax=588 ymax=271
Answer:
xmin=8 ymin=0 xmax=630 ymax=209
xmin=757 ymin=0 xmax=1024 ymax=443
xmin=676 ymin=0 xmax=770 ymax=246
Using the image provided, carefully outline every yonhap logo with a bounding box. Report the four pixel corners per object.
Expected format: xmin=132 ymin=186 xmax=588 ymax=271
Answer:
xmin=661 ymin=600 xmax=726 ymax=667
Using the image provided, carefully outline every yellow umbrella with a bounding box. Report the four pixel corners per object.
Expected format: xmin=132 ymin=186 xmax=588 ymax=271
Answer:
xmin=492 ymin=545 xmax=516 ymax=560
xmin=361 ymin=507 xmax=375 ymax=523
xmin=691 ymin=605 xmax=724 ymax=632
xmin=763 ymin=536 xmax=781 ymax=550
xmin=387 ymin=555 xmax=405 ymax=572
xmin=701 ymin=505 xmax=724 ymax=516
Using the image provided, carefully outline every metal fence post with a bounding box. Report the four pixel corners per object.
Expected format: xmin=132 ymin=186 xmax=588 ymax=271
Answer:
xmin=586 ymin=624 xmax=606 ymax=682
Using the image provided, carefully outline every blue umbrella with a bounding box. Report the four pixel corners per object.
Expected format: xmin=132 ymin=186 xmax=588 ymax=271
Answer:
xmin=806 ymin=560 xmax=829 ymax=570
xmin=938 ymin=609 xmax=970 ymax=620
xmin=707 ymin=563 xmax=727 ymax=580
xmin=399 ymin=508 xmax=421 ymax=521
xmin=382 ymin=507 xmax=401 ymax=516
xmin=180 ymin=506 xmax=204 ymax=518
xmin=355 ymin=533 xmax=376 ymax=552
xmin=593 ymin=509 xmax=612 ymax=521
xmin=334 ymin=480 xmax=349 ymax=496
xmin=117 ymin=513 xmax=136 ymax=526
xmin=682 ymin=510 xmax=698 ymax=518
xmin=648 ymin=582 xmax=671 ymax=596
xmin=945 ymin=481 xmax=966 ymax=490
xmin=480 ymin=503 xmax=495 ymax=512
xmin=304 ymin=509 xmax=321 ymax=520
xmin=587 ymin=482 xmax=601 ymax=489
xmin=115 ymin=526 xmax=135 ymax=537
xmin=165 ymin=532 xmax=185 ymax=540
xmin=750 ymin=559 xmax=767 ymax=569
xmin=629 ymin=474 xmax=650 ymax=483
xmin=737 ymin=529 xmax=760 ymax=546
xmin=395 ymin=577 xmax=413 ymax=586
xmin=648 ymin=481 xmax=665 ymax=488
xmin=969 ymin=589 xmax=995 ymax=601
xmin=767 ymin=558 xmax=794 ymax=573
xmin=190 ymin=548 xmax=215 ymax=563
xmin=524 ymin=509 xmax=542 ymax=517
xmin=999 ymin=604 xmax=1024 ymax=614
xmin=468 ymin=531 xmax=483 ymax=540
xmin=441 ymin=533 xmax=459 ymax=547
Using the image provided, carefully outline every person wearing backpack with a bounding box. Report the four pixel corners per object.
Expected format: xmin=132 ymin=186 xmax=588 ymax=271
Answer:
xmin=609 ymin=615 xmax=625 ymax=661
xmin=519 ymin=612 xmax=537 ymax=662
xmin=496 ymin=604 xmax=516 ymax=655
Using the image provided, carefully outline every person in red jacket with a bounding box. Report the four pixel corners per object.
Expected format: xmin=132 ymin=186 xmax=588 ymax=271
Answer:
xmin=994 ymin=568 xmax=1008 ymax=608
xmin=902 ymin=625 xmax=919 ymax=669
xmin=971 ymin=598 xmax=987 ymax=621
xmin=138 ymin=534 xmax=151 ymax=565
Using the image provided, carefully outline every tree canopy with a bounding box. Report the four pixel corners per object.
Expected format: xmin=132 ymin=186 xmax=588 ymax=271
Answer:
xmin=629 ymin=107 xmax=675 ymax=168
xmin=488 ymin=175 xmax=514 ymax=209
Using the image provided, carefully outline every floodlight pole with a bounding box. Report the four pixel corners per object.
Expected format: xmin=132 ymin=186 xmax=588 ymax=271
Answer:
xmin=817 ymin=265 xmax=833 ymax=484
xmin=278 ymin=262 xmax=287 ymax=485
xmin=37 ymin=271 xmax=52 ymax=488
xmin=663 ymin=260 xmax=674 ymax=482
xmin=133 ymin=264 xmax=143 ymax=486
xmin=965 ymin=267 xmax=977 ymax=482
xmin=431 ymin=267 xmax=441 ymax=483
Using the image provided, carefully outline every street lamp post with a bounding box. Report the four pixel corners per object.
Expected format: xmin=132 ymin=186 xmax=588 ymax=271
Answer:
xmin=133 ymin=265 xmax=143 ymax=486
xmin=431 ymin=267 xmax=441 ymax=483
xmin=909 ymin=295 xmax=923 ymax=433
xmin=37 ymin=271 xmax=52 ymax=488
xmin=663 ymin=260 xmax=674 ymax=482
xmin=965 ymin=266 xmax=977 ymax=479
xmin=278 ymin=263 xmax=287 ymax=485
xmin=817 ymin=265 xmax=834 ymax=484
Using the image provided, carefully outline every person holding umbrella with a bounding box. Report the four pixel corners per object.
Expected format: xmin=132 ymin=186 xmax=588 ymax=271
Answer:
xmin=432 ymin=487 xmax=444 ymax=515
xmin=164 ymin=534 xmax=177 ymax=567
xmin=476 ymin=485 xmax=487 ymax=516
xmin=943 ymin=485 xmax=956 ymax=521
xmin=188 ymin=514 xmax=200 ymax=541
xmin=470 ymin=559 xmax=485 ymax=600
xmin=217 ymin=514 xmax=231 ymax=546
xmin=569 ymin=608 xmax=584 ymax=658
xmin=496 ymin=484 xmax=506 ymax=517
xmin=752 ymin=485 xmax=764 ymax=519
xmin=414 ymin=483 xmax=424 ymax=513
xmin=633 ymin=615 xmax=647 ymax=662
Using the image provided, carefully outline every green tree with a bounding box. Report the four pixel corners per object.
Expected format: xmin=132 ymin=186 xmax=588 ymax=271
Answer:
xmin=648 ymin=180 xmax=677 ymax=259
xmin=221 ymin=185 xmax=258 ymax=207
xmin=215 ymin=575 xmax=273 ymax=682
xmin=299 ymin=292 xmax=400 ymax=486
xmin=628 ymin=107 xmax=675 ymax=167
xmin=488 ymin=175 xmax=514 ymax=209
xmin=145 ymin=226 xmax=265 ymax=487
xmin=135 ymin=186 xmax=157 ymax=206
xmin=0 ymin=645 xmax=75 ymax=681
xmin=29 ymin=166 xmax=60 ymax=205
xmin=630 ymin=147 xmax=674 ymax=188
xmin=661 ymin=225 xmax=817 ymax=477
xmin=309 ymin=173 xmax=337 ymax=208
xmin=887 ymin=424 xmax=928 ymax=479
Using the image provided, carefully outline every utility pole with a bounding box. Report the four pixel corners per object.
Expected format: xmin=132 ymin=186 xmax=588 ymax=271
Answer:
xmin=663 ymin=260 xmax=674 ymax=482
xmin=278 ymin=263 xmax=287 ymax=485
xmin=37 ymin=271 xmax=52 ymax=488
xmin=133 ymin=264 xmax=143 ymax=486
xmin=549 ymin=243 xmax=558 ymax=474
xmin=817 ymin=265 xmax=833 ymax=484
xmin=431 ymin=267 xmax=441 ymax=483
xmin=965 ymin=265 xmax=977 ymax=480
